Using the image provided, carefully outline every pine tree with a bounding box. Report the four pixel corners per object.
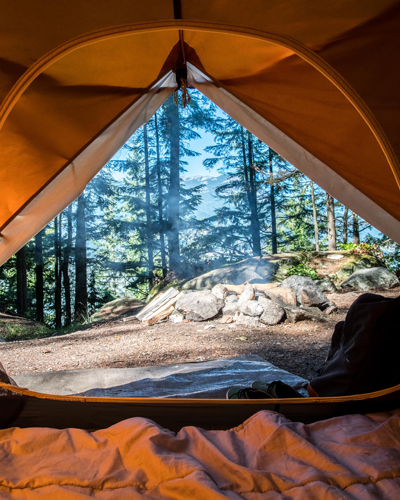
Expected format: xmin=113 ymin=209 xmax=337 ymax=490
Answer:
xmin=61 ymin=205 xmax=73 ymax=326
xmin=326 ymin=193 xmax=337 ymax=250
xmin=75 ymin=194 xmax=87 ymax=321
xmin=35 ymin=230 xmax=44 ymax=322
xmin=16 ymin=247 xmax=27 ymax=316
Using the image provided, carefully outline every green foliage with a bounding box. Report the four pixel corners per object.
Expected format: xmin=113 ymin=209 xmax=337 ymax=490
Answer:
xmin=1 ymin=89 xmax=398 ymax=335
xmin=339 ymin=242 xmax=357 ymax=251
xmin=0 ymin=322 xmax=50 ymax=342
xmin=286 ymin=263 xmax=318 ymax=279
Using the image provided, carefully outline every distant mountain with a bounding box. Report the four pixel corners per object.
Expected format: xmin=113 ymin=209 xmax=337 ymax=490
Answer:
xmin=182 ymin=173 xmax=228 ymax=219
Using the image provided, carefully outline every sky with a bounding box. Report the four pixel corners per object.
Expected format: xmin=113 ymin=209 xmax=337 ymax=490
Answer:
xmin=111 ymin=99 xmax=227 ymax=179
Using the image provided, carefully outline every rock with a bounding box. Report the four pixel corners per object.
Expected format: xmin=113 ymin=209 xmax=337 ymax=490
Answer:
xmin=281 ymin=275 xmax=328 ymax=306
xmin=222 ymin=295 xmax=240 ymax=316
xmin=239 ymin=286 xmax=255 ymax=303
xmin=220 ymin=315 xmax=234 ymax=324
xmin=324 ymin=304 xmax=338 ymax=315
xmin=259 ymin=299 xmax=285 ymax=325
xmin=265 ymin=286 xmax=297 ymax=306
xmin=316 ymin=278 xmax=337 ymax=293
xmin=181 ymin=256 xmax=281 ymax=290
xmin=300 ymin=288 xmax=328 ymax=307
xmin=211 ymin=284 xmax=229 ymax=300
xmin=336 ymin=255 xmax=384 ymax=280
xmin=284 ymin=306 xmax=328 ymax=323
xmin=175 ymin=290 xmax=224 ymax=321
xmin=239 ymin=300 xmax=264 ymax=317
xmin=340 ymin=267 xmax=399 ymax=291
xmin=235 ymin=313 xmax=261 ymax=327
xmin=327 ymin=253 xmax=344 ymax=260
xmin=235 ymin=270 xmax=265 ymax=284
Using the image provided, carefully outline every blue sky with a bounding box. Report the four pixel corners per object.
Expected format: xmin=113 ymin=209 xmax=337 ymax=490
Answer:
xmin=112 ymin=126 xmax=218 ymax=178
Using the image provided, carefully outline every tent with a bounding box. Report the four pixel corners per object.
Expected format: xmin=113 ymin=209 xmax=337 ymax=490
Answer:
xmin=1 ymin=0 xmax=400 ymax=265
xmin=0 ymin=0 xmax=400 ymax=429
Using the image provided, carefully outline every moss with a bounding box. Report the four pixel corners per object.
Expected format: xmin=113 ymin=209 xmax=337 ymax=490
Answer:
xmin=336 ymin=255 xmax=384 ymax=281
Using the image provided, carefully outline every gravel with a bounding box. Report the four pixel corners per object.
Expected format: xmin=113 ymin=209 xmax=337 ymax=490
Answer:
xmin=1 ymin=289 xmax=398 ymax=382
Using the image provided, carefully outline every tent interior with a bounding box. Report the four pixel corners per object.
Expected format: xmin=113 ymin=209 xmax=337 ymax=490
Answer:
xmin=1 ymin=0 xmax=400 ymax=428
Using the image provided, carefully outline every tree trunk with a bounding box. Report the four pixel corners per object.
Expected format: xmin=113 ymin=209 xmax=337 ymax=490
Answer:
xmin=247 ymin=132 xmax=261 ymax=256
xmin=240 ymin=128 xmax=261 ymax=256
xmin=154 ymin=113 xmax=167 ymax=278
xmin=35 ymin=230 xmax=44 ymax=323
xmin=342 ymin=207 xmax=348 ymax=244
xmin=166 ymin=99 xmax=181 ymax=274
xmin=352 ymin=211 xmax=360 ymax=244
xmin=269 ymin=149 xmax=277 ymax=254
xmin=54 ymin=215 xmax=62 ymax=329
xmin=326 ymin=193 xmax=337 ymax=251
xmin=143 ymin=123 xmax=154 ymax=289
xmin=61 ymin=205 xmax=72 ymax=326
xmin=75 ymin=195 xmax=88 ymax=321
xmin=16 ymin=247 xmax=27 ymax=316
xmin=310 ymin=181 xmax=320 ymax=252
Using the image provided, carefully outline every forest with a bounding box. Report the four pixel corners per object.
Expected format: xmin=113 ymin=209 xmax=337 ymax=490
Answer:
xmin=1 ymin=90 xmax=398 ymax=328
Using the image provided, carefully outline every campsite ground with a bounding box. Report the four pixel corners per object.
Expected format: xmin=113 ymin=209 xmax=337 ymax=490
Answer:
xmin=1 ymin=288 xmax=399 ymax=382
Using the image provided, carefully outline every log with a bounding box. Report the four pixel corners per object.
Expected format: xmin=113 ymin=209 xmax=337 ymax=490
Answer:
xmin=136 ymin=288 xmax=178 ymax=321
xmin=141 ymin=295 xmax=179 ymax=322
xmin=144 ymin=305 xmax=175 ymax=326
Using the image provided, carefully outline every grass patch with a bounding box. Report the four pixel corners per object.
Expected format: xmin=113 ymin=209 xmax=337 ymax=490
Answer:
xmin=0 ymin=323 xmax=51 ymax=342
xmin=0 ymin=321 xmax=83 ymax=342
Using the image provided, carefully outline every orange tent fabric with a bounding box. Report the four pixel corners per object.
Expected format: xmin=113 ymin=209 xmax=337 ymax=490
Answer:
xmin=1 ymin=409 xmax=400 ymax=498
xmin=0 ymin=0 xmax=400 ymax=263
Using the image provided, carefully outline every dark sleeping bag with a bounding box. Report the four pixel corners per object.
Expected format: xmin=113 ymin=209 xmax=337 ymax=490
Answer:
xmin=309 ymin=293 xmax=400 ymax=397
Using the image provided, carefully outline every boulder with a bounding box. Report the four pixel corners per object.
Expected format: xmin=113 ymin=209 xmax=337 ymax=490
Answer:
xmin=235 ymin=313 xmax=261 ymax=327
xmin=315 ymin=278 xmax=337 ymax=293
xmin=300 ymin=288 xmax=328 ymax=307
xmin=281 ymin=275 xmax=328 ymax=306
xmin=175 ymin=290 xmax=224 ymax=321
xmin=239 ymin=286 xmax=255 ymax=303
xmin=181 ymin=256 xmax=281 ymax=290
xmin=284 ymin=306 xmax=328 ymax=323
xmin=259 ymin=299 xmax=285 ymax=325
xmin=235 ymin=270 xmax=265 ymax=284
xmin=336 ymin=255 xmax=384 ymax=280
xmin=265 ymin=286 xmax=297 ymax=306
xmin=327 ymin=253 xmax=345 ymax=260
xmin=239 ymin=300 xmax=264 ymax=317
xmin=222 ymin=295 xmax=240 ymax=316
xmin=211 ymin=284 xmax=229 ymax=300
xmin=340 ymin=267 xmax=399 ymax=291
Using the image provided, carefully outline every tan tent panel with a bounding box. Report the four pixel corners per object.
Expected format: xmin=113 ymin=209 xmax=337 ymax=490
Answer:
xmin=0 ymin=0 xmax=400 ymax=264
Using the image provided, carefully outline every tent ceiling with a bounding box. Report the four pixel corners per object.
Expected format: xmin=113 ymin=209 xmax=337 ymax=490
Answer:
xmin=0 ymin=0 xmax=399 ymax=264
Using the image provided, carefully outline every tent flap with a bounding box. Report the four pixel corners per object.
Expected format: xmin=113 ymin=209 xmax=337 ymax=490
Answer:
xmin=0 ymin=1 xmax=399 ymax=263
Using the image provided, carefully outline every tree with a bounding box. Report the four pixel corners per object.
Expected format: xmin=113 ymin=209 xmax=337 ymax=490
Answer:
xmin=164 ymin=97 xmax=181 ymax=273
xmin=310 ymin=181 xmax=320 ymax=251
xmin=35 ymin=230 xmax=44 ymax=322
xmin=352 ymin=211 xmax=360 ymax=244
xmin=61 ymin=205 xmax=73 ymax=326
xmin=326 ymin=193 xmax=337 ymax=250
xmin=54 ymin=215 xmax=62 ymax=328
xmin=16 ymin=247 xmax=27 ymax=316
xmin=342 ymin=207 xmax=349 ymax=244
xmin=75 ymin=194 xmax=87 ymax=321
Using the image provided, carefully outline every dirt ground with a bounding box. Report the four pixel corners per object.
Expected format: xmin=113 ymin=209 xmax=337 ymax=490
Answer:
xmin=1 ymin=288 xmax=399 ymax=382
